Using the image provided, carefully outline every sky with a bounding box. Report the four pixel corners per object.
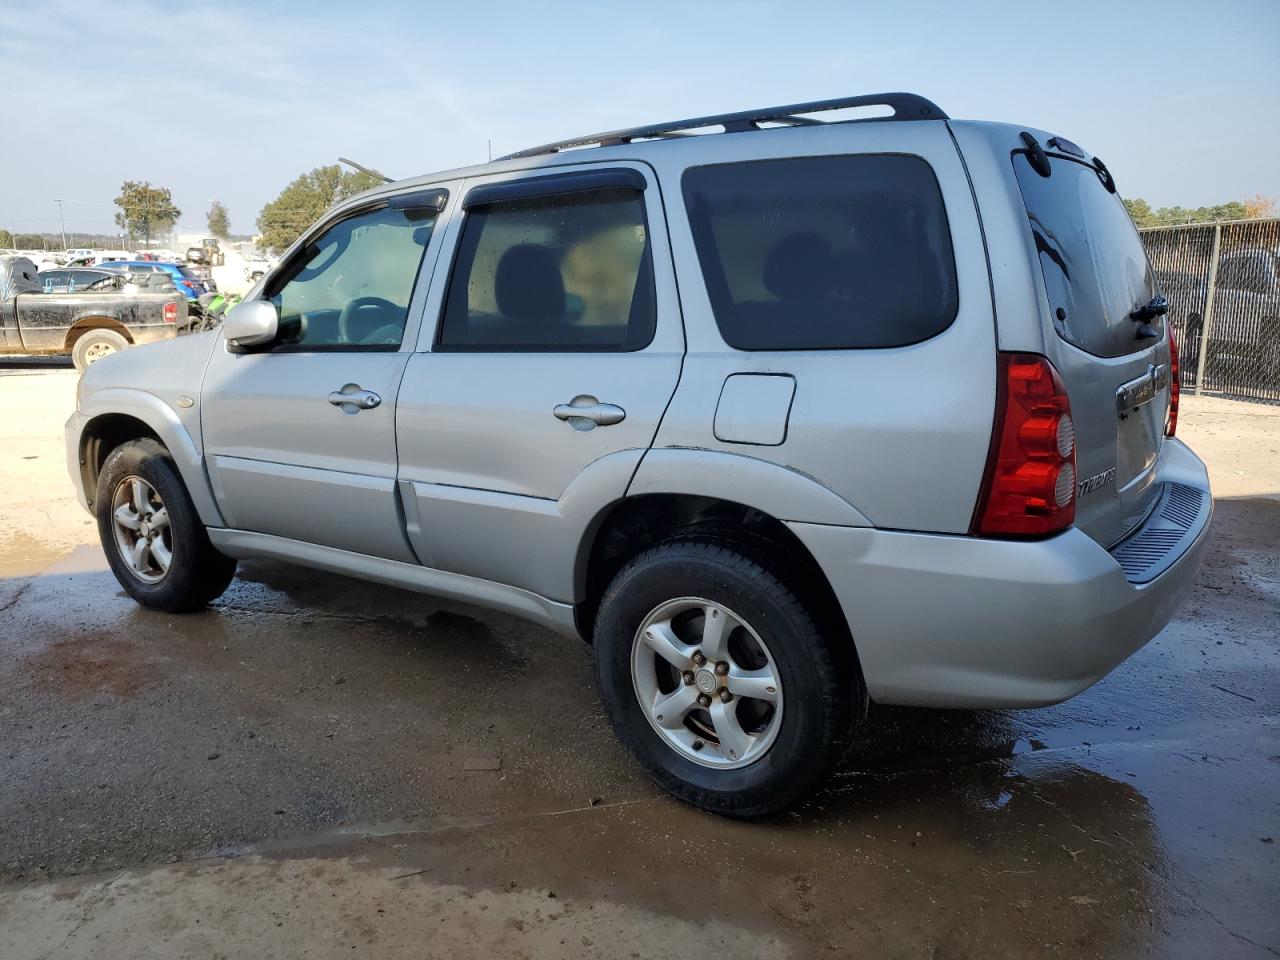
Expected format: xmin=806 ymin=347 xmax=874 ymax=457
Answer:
xmin=4 ymin=0 xmax=1278 ymax=238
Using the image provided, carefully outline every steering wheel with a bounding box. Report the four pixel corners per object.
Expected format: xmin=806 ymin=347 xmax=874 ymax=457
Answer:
xmin=338 ymin=296 xmax=400 ymax=344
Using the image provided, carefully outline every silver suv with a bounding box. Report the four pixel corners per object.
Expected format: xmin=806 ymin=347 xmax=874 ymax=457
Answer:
xmin=67 ymin=93 xmax=1211 ymax=817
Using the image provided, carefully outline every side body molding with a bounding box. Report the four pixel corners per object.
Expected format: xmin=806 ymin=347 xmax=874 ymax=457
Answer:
xmin=627 ymin=448 xmax=871 ymax=527
xmin=74 ymin=387 xmax=225 ymax=527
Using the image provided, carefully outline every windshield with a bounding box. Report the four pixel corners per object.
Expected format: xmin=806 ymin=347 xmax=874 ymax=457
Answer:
xmin=1013 ymin=153 xmax=1158 ymax=358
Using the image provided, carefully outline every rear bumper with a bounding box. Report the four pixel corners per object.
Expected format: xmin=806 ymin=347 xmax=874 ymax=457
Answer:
xmin=788 ymin=438 xmax=1212 ymax=709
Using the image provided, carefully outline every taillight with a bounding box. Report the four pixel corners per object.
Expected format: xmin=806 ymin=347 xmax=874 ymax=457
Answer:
xmin=163 ymin=302 xmax=178 ymax=324
xmin=1166 ymin=326 xmax=1179 ymax=437
xmin=973 ymin=353 xmax=1076 ymax=538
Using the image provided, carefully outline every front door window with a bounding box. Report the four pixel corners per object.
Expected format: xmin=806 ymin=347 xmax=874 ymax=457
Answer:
xmin=266 ymin=201 xmax=440 ymax=350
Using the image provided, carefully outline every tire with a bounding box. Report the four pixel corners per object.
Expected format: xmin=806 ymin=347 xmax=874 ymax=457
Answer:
xmin=594 ymin=537 xmax=862 ymax=819
xmin=72 ymin=329 xmax=128 ymax=372
xmin=95 ymin=438 xmax=237 ymax=612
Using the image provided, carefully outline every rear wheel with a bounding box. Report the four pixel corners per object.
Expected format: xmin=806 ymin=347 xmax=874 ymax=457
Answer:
xmin=96 ymin=438 xmax=236 ymax=612
xmin=72 ymin=329 xmax=128 ymax=372
xmin=593 ymin=538 xmax=861 ymax=818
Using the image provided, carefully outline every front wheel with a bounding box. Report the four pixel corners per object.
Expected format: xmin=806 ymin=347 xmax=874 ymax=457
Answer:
xmin=96 ymin=438 xmax=237 ymax=612
xmin=593 ymin=538 xmax=862 ymax=818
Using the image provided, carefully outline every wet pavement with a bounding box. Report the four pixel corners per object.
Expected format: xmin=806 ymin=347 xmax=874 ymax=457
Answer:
xmin=0 ymin=370 xmax=1277 ymax=958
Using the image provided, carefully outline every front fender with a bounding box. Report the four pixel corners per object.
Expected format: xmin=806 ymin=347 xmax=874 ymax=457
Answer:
xmin=72 ymin=387 xmax=224 ymax=527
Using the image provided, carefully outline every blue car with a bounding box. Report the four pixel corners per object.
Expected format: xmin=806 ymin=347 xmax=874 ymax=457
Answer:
xmin=103 ymin=261 xmax=214 ymax=301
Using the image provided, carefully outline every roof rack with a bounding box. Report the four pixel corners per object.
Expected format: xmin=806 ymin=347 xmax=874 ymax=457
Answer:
xmin=501 ymin=92 xmax=947 ymax=160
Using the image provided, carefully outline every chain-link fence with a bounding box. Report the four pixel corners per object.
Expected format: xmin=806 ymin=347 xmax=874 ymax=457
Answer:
xmin=1141 ymin=217 xmax=1280 ymax=404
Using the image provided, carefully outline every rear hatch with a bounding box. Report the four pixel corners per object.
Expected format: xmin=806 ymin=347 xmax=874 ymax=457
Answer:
xmin=1011 ymin=144 xmax=1172 ymax=547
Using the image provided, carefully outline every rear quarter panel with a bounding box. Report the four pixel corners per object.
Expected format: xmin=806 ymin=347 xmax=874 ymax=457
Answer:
xmin=639 ymin=121 xmax=997 ymax=533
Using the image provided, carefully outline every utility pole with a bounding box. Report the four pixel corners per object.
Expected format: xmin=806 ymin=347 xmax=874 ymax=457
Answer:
xmin=54 ymin=199 xmax=68 ymax=250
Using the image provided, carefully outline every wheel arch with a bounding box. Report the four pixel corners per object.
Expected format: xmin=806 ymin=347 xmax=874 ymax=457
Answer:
xmin=76 ymin=390 xmax=224 ymax=526
xmin=575 ymin=493 xmax=863 ymax=687
xmin=64 ymin=317 xmax=134 ymax=350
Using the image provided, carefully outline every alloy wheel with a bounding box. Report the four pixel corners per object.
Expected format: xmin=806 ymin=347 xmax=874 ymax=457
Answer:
xmin=631 ymin=597 xmax=783 ymax=769
xmin=110 ymin=476 xmax=172 ymax=583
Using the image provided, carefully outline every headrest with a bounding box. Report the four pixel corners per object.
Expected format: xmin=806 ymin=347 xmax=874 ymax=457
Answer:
xmin=494 ymin=244 xmax=565 ymax=322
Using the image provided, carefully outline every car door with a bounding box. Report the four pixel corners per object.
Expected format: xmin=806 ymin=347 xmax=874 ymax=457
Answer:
xmin=200 ymin=187 xmax=454 ymax=561
xmin=396 ymin=163 xmax=684 ymax=601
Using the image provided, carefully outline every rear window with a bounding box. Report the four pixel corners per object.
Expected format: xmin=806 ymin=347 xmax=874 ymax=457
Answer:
xmin=1013 ymin=153 xmax=1158 ymax=358
xmin=178 ymin=266 xmax=200 ymax=279
xmin=681 ymin=155 xmax=958 ymax=350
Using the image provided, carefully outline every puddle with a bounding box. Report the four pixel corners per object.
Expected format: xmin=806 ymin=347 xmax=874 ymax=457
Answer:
xmin=0 ymin=530 xmax=70 ymax=578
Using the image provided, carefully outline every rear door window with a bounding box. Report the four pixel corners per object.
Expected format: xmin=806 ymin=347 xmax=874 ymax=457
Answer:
xmin=1013 ymin=153 xmax=1158 ymax=358
xmin=438 ymin=187 xmax=654 ymax=352
xmin=681 ymin=155 xmax=958 ymax=350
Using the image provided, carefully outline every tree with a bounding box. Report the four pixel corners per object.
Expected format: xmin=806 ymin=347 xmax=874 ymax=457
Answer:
xmin=207 ymin=200 xmax=230 ymax=240
xmin=1244 ymin=194 xmax=1277 ymax=220
xmin=0 ymin=229 xmax=13 ymax=248
xmin=256 ymin=165 xmax=380 ymax=253
xmin=1123 ymin=198 xmax=1156 ymax=227
xmin=1121 ymin=197 xmax=1248 ymax=227
xmin=113 ymin=181 xmax=180 ymax=246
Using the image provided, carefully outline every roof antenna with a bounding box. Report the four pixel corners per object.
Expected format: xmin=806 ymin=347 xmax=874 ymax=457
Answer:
xmin=338 ymin=156 xmax=393 ymax=184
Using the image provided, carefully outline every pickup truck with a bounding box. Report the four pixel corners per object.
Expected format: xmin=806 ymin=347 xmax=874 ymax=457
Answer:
xmin=0 ymin=256 xmax=186 ymax=370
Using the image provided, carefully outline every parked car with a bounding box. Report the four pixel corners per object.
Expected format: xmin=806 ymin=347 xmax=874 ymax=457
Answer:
xmin=1156 ymin=248 xmax=1280 ymax=383
xmin=36 ymin=267 xmax=120 ymax=293
xmin=1 ymin=255 xmax=185 ymax=369
xmin=66 ymin=93 xmax=1211 ymax=817
xmin=39 ymin=268 xmax=177 ymax=297
xmin=243 ymin=255 xmax=274 ymax=284
xmin=65 ymin=250 xmax=133 ymax=268
xmin=103 ymin=260 xmax=210 ymax=301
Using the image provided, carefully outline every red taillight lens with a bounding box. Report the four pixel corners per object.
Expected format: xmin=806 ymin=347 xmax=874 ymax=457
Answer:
xmin=1166 ymin=326 xmax=1179 ymax=438
xmin=163 ymin=302 xmax=178 ymax=324
xmin=973 ymin=353 xmax=1076 ymax=538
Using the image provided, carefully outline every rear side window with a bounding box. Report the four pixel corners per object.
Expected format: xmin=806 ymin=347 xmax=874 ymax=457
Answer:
xmin=439 ymin=188 xmax=654 ymax=352
xmin=682 ymin=155 xmax=958 ymax=350
xmin=1013 ymin=153 xmax=1158 ymax=358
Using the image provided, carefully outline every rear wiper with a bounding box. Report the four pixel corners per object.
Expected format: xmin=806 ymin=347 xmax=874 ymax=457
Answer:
xmin=1131 ymin=295 xmax=1167 ymax=341
xmin=1130 ymin=295 xmax=1168 ymax=322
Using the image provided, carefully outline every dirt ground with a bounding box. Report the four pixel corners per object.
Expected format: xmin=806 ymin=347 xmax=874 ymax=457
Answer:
xmin=0 ymin=366 xmax=1277 ymax=959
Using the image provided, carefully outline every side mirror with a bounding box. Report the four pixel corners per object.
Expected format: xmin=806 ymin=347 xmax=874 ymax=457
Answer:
xmin=222 ymin=299 xmax=278 ymax=347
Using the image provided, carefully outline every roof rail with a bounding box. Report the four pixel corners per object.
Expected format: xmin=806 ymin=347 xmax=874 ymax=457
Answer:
xmin=501 ymin=92 xmax=947 ymax=160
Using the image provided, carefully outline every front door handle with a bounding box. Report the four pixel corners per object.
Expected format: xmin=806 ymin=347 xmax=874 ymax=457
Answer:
xmin=328 ymin=384 xmax=381 ymax=411
xmin=553 ymin=395 xmax=626 ymax=430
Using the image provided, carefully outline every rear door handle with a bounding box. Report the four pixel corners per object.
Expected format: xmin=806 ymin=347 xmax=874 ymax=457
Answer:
xmin=328 ymin=385 xmax=381 ymax=411
xmin=553 ymin=395 xmax=626 ymax=430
